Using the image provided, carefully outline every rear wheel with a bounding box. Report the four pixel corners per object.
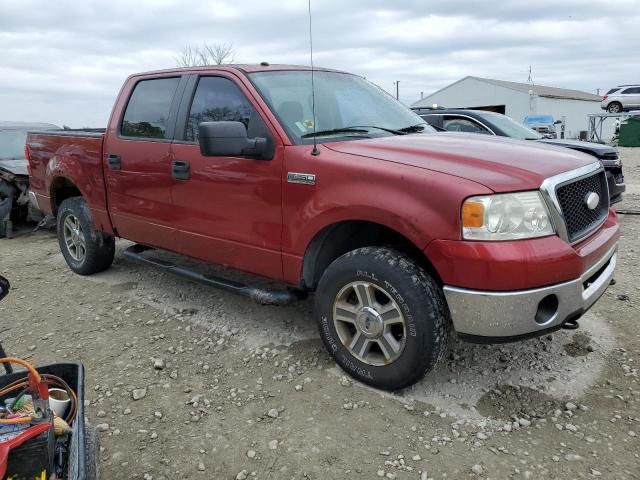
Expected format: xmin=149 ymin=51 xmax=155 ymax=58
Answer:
xmin=607 ymin=102 xmax=622 ymax=113
xmin=315 ymin=247 xmax=449 ymax=390
xmin=57 ymin=197 xmax=115 ymax=275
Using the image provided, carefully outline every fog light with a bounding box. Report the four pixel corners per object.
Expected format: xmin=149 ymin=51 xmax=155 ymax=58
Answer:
xmin=535 ymin=295 xmax=559 ymax=325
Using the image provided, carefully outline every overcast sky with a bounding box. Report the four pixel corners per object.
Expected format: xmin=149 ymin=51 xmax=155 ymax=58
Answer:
xmin=1 ymin=0 xmax=638 ymax=127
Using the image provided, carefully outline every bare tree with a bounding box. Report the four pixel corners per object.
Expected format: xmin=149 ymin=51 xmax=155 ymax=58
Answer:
xmin=175 ymin=46 xmax=201 ymax=68
xmin=175 ymin=43 xmax=236 ymax=67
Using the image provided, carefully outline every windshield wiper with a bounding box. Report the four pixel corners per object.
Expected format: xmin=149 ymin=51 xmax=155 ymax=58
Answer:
xmin=301 ymin=125 xmax=413 ymax=138
xmin=301 ymin=127 xmax=370 ymax=139
xmin=398 ymin=124 xmax=428 ymax=133
xmin=348 ymin=125 xmax=408 ymax=135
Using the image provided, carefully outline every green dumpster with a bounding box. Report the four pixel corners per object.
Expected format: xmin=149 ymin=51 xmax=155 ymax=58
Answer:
xmin=619 ymin=116 xmax=640 ymax=147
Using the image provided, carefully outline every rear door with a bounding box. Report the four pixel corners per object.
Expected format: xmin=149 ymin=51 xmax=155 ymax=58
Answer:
xmin=621 ymin=87 xmax=640 ymax=108
xmin=103 ymin=75 xmax=186 ymax=249
xmin=169 ymin=74 xmax=284 ymax=279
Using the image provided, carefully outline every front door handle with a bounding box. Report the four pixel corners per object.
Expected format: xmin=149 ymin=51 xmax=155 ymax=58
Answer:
xmin=172 ymin=160 xmax=190 ymax=180
xmin=107 ymin=154 xmax=121 ymax=170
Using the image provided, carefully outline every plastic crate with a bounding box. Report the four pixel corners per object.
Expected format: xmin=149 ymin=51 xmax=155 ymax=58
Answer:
xmin=1 ymin=362 xmax=92 ymax=480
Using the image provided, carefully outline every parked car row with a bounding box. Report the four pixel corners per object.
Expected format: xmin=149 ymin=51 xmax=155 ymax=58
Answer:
xmin=412 ymin=108 xmax=626 ymax=204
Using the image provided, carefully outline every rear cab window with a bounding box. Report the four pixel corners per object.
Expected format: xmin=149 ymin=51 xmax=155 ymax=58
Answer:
xmin=121 ymin=77 xmax=181 ymax=139
xmin=606 ymin=88 xmax=620 ymax=95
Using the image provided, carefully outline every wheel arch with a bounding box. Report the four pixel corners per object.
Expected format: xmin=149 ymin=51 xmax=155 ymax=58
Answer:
xmin=49 ymin=176 xmax=83 ymax=215
xmin=301 ymin=219 xmax=442 ymax=291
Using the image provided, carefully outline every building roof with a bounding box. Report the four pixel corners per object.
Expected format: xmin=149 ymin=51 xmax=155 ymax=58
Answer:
xmin=413 ymin=76 xmax=603 ymax=107
xmin=0 ymin=121 xmax=59 ymax=130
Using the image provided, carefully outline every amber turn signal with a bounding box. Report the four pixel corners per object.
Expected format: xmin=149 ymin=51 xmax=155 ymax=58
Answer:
xmin=462 ymin=200 xmax=485 ymax=228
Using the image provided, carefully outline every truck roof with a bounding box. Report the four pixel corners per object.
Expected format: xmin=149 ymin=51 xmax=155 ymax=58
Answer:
xmin=129 ymin=64 xmax=345 ymax=78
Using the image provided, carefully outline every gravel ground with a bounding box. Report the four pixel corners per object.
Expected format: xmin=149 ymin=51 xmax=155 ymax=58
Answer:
xmin=1 ymin=148 xmax=639 ymax=479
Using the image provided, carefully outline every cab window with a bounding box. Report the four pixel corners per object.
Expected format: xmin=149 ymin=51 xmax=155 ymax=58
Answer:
xmin=121 ymin=77 xmax=180 ymax=139
xmin=443 ymin=117 xmax=490 ymax=134
xmin=185 ymin=77 xmax=266 ymax=142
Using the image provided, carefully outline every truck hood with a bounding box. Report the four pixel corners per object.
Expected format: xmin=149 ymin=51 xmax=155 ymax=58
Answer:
xmin=325 ymin=133 xmax=596 ymax=192
xmin=0 ymin=158 xmax=28 ymax=176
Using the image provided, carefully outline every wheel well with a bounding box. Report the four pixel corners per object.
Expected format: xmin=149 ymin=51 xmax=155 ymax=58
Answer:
xmin=50 ymin=177 xmax=82 ymax=215
xmin=301 ymin=220 xmax=441 ymax=290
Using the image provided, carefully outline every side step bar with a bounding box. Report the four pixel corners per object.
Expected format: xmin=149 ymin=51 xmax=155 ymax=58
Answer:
xmin=122 ymin=244 xmax=306 ymax=306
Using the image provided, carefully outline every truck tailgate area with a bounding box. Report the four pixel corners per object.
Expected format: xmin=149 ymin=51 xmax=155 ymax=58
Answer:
xmin=26 ymin=129 xmax=111 ymax=231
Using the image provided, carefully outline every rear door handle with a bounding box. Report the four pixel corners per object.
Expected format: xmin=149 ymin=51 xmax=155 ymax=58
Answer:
xmin=107 ymin=154 xmax=121 ymax=170
xmin=172 ymin=160 xmax=190 ymax=180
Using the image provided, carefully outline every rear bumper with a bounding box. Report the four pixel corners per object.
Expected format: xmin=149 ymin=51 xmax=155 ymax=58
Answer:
xmin=443 ymin=244 xmax=617 ymax=338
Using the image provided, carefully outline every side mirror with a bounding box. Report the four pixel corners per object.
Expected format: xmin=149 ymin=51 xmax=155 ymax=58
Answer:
xmin=0 ymin=275 xmax=9 ymax=302
xmin=198 ymin=121 xmax=268 ymax=159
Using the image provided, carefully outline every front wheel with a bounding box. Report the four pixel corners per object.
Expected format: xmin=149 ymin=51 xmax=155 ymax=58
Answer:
xmin=314 ymin=247 xmax=449 ymax=390
xmin=57 ymin=197 xmax=115 ymax=275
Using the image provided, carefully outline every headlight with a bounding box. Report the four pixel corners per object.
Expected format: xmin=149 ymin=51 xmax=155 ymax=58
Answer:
xmin=462 ymin=191 xmax=555 ymax=241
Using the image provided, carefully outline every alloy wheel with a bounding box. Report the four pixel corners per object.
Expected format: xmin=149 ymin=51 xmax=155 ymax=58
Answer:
xmin=332 ymin=281 xmax=407 ymax=366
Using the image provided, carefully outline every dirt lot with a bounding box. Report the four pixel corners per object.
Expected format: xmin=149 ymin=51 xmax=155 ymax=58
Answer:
xmin=1 ymin=149 xmax=639 ymax=479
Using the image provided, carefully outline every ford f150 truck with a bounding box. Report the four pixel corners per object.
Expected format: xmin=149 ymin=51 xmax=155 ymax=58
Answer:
xmin=26 ymin=65 xmax=619 ymax=390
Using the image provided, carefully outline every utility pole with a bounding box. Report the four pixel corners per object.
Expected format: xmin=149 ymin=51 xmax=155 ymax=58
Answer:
xmin=393 ymin=81 xmax=400 ymax=100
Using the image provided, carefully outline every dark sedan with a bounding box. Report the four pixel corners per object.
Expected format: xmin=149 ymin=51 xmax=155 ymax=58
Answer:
xmin=414 ymin=109 xmax=625 ymax=204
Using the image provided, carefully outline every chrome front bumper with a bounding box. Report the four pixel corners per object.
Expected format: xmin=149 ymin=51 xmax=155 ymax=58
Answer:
xmin=443 ymin=245 xmax=617 ymax=339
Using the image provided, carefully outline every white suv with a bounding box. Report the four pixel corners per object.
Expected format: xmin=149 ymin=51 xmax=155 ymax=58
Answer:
xmin=601 ymin=85 xmax=640 ymax=113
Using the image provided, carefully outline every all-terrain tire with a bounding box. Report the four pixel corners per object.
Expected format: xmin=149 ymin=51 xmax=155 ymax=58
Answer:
xmin=57 ymin=197 xmax=115 ymax=275
xmin=314 ymin=247 xmax=449 ymax=390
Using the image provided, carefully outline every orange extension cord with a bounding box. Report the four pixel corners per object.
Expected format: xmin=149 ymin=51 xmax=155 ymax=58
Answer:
xmin=0 ymin=358 xmax=42 ymax=424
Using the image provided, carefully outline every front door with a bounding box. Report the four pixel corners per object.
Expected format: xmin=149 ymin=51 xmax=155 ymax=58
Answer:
xmin=103 ymin=76 xmax=184 ymax=249
xmin=170 ymin=74 xmax=284 ymax=280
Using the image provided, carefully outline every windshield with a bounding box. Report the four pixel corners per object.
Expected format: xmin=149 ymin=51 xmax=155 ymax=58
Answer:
xmin=249 ymin=70 xmax=433 ymax=144
xmin=477 ymin=112 xmax=542 ymax=140
xmin=0 ymin=129 xmax=28 ymax=160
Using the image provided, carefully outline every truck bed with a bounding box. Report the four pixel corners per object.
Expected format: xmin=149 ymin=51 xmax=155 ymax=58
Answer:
xmin=28 ymin=128 xmax=106 ymax=138
xmin=26 ymin=128 xmax=112 ymax=233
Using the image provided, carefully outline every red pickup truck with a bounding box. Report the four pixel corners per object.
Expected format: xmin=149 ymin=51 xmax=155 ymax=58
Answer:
xmin=26 ymin=64 xmax=619 ymax=390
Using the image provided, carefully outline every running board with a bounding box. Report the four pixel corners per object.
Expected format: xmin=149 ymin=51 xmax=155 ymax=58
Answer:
xmin=122 ymin=244 xmax=306 ymax=306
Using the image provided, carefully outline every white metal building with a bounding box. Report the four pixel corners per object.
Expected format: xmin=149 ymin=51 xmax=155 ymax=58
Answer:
xmin=412 ymin=77 xmax=604 ymax=139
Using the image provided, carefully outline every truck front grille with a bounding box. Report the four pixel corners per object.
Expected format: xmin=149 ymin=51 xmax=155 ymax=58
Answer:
xmin=556 ymin=171 xmax=609 ymax=243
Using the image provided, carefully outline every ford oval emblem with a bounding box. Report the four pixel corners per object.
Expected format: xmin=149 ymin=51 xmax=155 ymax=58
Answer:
xmin=585 ymin=192 xmax=599 ymax=210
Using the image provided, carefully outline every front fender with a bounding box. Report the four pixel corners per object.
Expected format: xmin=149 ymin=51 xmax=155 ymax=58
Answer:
xmin=281 ymin=145 xmax=493 ymax=284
